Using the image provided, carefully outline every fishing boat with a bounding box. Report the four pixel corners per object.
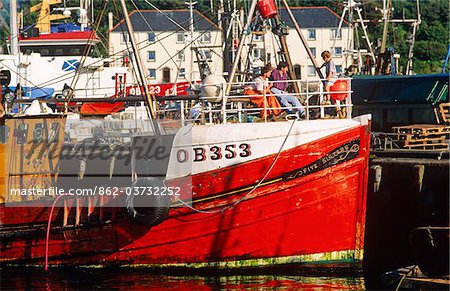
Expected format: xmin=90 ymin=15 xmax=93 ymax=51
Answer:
xmin=0 ymin=0 xmax=372 ymax=273
xmin=0 ymin=0 xmax=132 ymax=102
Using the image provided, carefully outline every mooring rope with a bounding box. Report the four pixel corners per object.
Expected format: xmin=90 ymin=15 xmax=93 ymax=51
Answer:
xmin=45 ymin=193 xmax=73 ymax=271
xmin=172 ymin=118 xmax=298 ymax=214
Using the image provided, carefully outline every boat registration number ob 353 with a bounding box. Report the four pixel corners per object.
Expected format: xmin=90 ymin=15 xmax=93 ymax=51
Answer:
xmin=177 ymin=143 xmax=252 ymax=163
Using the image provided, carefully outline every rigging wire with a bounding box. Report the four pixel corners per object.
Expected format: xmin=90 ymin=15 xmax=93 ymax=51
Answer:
xmin=5 ymin=0 xmax=247 ymax=103
xmin=3 ymin=0 xmax=221 ymax=95
xmin=172 ymin=118 xmax=297 ymax=214
xmin=141 ymin=0 xmax=226 ymax=78
xmin=7 ymin=0 xmax=227 ymax=93
xmin=1 ymin=0 xmax=74 ymax=50
xmin=140 ymin=0 xmax=235 ymax=77
xmin=153 ymin=19 xmax=226 ymax=72
xmin=66 ymin=0 xmax=109 ymax=106
xmin=130 ymin=0 xmax=190 ymax=83
xmin=111 ymin=0 xmax=153 ymax=120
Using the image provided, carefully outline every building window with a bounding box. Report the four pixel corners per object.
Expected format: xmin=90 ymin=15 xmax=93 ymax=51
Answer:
xmin=336 ymin=65 xmax=342 ymax=73
xmin=201 ymin=32 xmax=211 ymax=43
xmin=41 ymin=48 xmax=50 ymax=56
xmin=307 ymin=29 xmax=316 ymax=40
xmin=178 ymin=68 xmax=186 ymax=78
xmin=307 ymin=65 xmax=316 ymax=76
xmin=148 ymin=69 xmax=156 ymax=79
xmin=333 ymin=47 xmax=343 ymax=57
xmin=177 ymin=32 xmax=185 ymax=43
xmin=294 ymin=64 xmax=301 ymax=79
xmin=199 ymin=49 xmax=212 ymax=61
xmin=121 ymin=33 xmax=129 ymax=44
xmin=331 ymin=29 xmax=342 ymax=40
xmin=70 ymin=48 xmax=81 ymax=55
xmin=252 ymin=34 xmax=263 ymax=41
xmin=148 ymin=51 xmax=156 ymax=62
xmin=177 ymin=50 xmax=185 ymax=62
xmin=252 ymin=48 xmax=265 ymax=61
xmin=148 ymin=32 xmax=155 ymax=43
xmin=308 ymin=47 xmax=316 ymax=58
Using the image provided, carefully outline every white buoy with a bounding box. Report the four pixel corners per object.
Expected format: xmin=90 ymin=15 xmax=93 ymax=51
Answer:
xmin=200 ymin=74 xmax=226 ymax=103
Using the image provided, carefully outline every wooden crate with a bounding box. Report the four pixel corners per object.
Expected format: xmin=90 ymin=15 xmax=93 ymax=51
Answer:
xmin=391 ymin=124 xmax=450 ymax=150
xmin=404 ymin=143 xmax=449 ymax=150
xmin=392 ymin=124 xmax=450 ymax=135
xmin=403 ymin=136 xmax=445 ymax=146
xmin=439 ymin=103 xmax=450 ymax=123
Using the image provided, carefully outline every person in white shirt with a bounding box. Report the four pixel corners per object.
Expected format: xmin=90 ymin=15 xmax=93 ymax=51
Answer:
xmin=244 ymin=66 xmax=282 ymax=118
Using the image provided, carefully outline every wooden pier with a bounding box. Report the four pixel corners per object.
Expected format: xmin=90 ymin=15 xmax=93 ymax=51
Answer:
xmin=391 ymin=124 xmax=450 ymax=150
xmin=383 ymin=265 xmax=450 ymax=290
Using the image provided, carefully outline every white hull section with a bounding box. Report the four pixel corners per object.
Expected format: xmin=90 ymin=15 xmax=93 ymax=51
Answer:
xmin=167 ymin=117 xmax=369 ymax=179
xmin=0 ymin=53 xmax=130 ymax=98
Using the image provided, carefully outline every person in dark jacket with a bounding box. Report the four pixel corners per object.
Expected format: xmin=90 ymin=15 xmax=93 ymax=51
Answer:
xmin=270 ymin=62 xmax=305 ymax=118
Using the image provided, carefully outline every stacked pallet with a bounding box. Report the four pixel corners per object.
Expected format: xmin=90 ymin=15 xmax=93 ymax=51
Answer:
xmin=439 ymin=103 xmax=450 ymax=123
xmin=392 ymin=124 xmax=450 ymax=150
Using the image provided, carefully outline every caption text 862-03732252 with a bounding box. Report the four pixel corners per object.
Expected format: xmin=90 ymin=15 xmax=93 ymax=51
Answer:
xmin=9 ymin=186 xmax=181 ymax=197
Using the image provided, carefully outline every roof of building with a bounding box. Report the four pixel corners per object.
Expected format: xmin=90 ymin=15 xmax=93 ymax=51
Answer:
xmin=110 ymin=6 xmax=346 ymax=33
xmin=111 ymin=10 xmax=220 ymax=33
xmin=278 ymin=7 xmax=348 ymax=28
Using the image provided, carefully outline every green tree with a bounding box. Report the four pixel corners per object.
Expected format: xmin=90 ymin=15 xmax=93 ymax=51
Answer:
xmin=7 ymin=0 xmax=449 ymax=74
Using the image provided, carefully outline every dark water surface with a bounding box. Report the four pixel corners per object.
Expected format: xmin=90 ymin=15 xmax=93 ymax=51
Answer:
xmin=1 ymin=268 xmax=367 ymax=290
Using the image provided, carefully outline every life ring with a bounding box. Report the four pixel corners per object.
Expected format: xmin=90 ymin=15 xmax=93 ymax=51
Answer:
xmin=125 ymin=177 xmax=171 ymax=227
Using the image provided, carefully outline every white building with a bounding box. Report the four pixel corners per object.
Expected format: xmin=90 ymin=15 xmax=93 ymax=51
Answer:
xmin=109 ymin=9 xmax=223 ymax=84
xmin=247 ymin=7 xmax=352 ymax=79
xmin=108 ymin=7 xmax=352 ymax=83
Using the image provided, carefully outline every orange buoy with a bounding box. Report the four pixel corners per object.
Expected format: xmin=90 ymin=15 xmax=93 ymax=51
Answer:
xmin=257 ymin=0 xmax=278 ymax=19
xmin=330 ymin=79 xmax=349 ymax=101
xmin=233 ymin=39 xmax=239 ymax=49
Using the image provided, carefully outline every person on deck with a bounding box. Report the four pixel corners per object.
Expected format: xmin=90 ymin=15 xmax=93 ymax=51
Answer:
xmin=244 ymin=66 xmax=282 ymax=118
xmin=319 ymin=50 xmax=338 ymax=105
xmin=270 ymin=62 xmax=305 ymax=118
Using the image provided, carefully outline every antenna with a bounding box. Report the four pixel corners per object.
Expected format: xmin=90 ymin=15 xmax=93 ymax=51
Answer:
xmin=336 ymin=0 xmax=376 ymax=71
xmin=226 ymin=0 xmax=258 ymax=95
xmin=405 ymin=0 xmax=421 ymax=75
xmin=185 ymin=0 xmax=198 ymax=83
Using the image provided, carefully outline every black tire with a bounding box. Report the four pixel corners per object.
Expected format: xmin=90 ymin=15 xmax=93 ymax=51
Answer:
xmin=125 ymin=177 xmax=171 ymax=227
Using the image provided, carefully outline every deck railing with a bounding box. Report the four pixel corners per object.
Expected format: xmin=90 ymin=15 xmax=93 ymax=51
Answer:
xmin=5 ymin=77 xmax=353 ymax=128
xmin=179 ymin=77 xmax=353 ymax=125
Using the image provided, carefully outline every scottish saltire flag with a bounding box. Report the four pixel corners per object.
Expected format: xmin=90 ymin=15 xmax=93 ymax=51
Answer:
xmin=62 ymin=60 xmax=80 ymax=71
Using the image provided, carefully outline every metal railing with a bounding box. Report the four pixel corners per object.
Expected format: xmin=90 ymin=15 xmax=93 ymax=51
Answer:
xmin=5 ymin=77 xmax=354 ymax=127
xmin=181 ymin=77 xmax=353 ymax=125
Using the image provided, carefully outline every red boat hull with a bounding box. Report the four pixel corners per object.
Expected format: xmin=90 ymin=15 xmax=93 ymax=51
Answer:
xmin=0 ymin=122 xmax=370 ymax=270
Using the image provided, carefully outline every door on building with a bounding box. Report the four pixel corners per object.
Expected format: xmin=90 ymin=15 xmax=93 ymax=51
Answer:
xmin=162 ymin=67 xmax=171 ymax=83
xmin=294 ymin=64 xmax=301 ymax=80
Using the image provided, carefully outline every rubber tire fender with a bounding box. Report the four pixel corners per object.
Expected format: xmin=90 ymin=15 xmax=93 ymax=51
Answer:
xmin=125 ymin=177 xmax=171 ymax=227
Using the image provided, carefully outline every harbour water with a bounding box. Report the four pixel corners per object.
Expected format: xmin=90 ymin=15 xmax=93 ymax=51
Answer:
xmin=1 ymin=268 xmax=367 ymax=290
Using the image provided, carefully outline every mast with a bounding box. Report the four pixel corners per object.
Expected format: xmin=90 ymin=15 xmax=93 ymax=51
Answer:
xmin=274 ymin=17 xmax=300 ymax=95
xmin=226 ymin=0 xmax=258 ymax=95
xmin=380 ymin=0 xmax=392 ymax=55
xmin=219 ymin=0 xmax=230 ymax=74
xmin=10 ymin=0 xmax=18 ymax=55
xmin=186 ymin=0 xmax=197 ymax=83
xmin=405 ymin=0 xmax=421 ymax=75
xmin=118 ymin=0 xmax=160 ymax=135
xmin=280 ymin=0 xmax=324 ymax=79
